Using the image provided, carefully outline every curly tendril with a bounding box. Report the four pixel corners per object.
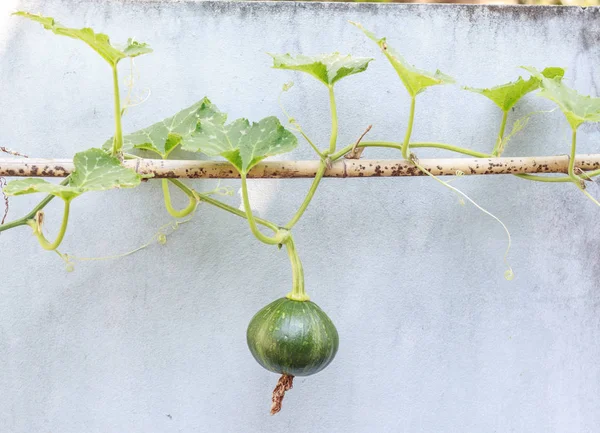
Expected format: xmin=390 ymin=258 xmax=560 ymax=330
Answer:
xmin=412 ymin=158 xmax=514 ymax=281
xmin=55 ymin=216 xmax=194 ymax=272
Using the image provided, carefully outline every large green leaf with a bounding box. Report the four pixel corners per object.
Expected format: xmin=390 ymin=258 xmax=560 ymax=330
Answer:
xmin=464 ymin=67 xmax=565 ymax=112
xmin=523 ymin=67 xmax=600 ymax=130
xmin=14 ymin=12 xmax=152 ymax=66
xmin=269 ymin=53 xmax=373 ymax=86
xmin=3 ymin=148 xmax=141 ymax=201
xmin=104 ymin=97 xmax=224 ymax=157
xmin=351 ymin=22 xmax=454 ymax=97
xmin=182 ymin=114 xmax=297 ymax=174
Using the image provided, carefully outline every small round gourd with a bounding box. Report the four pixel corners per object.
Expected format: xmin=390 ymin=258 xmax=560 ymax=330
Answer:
xmin=247 ymin=297 xmax=339 ymax=377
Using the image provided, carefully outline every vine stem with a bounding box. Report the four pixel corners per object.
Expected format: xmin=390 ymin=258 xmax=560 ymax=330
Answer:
xmin=512 ymin=173 xmax=572 ymax=183
xmin=284 ymin=162 xmax=326 ymax=229
xmin=410 ymin=142 xmax=488 ymax=158
xmin=492 ymin=110 xmax=509 ymax=156
xmin=161 ymin=179 xmax=197 ymax=218
xmin=0 ymin=177 xmax=71 ymax=233
xmin=330 ymin=141 xmax=580 ymax=183
xmin=169 ymin=178 xmax=279 ymax=232
xmin=283 ymin=85 xmax=340 ymax=229
xmin=284 ymin=235 xmax=308 ymax=301
xmin=329 ymin=141 xmax=487 ymax=160
xmin=111 ymin=65 xmax=123 ymax=156
xmin=401 ymin=97 xmax=416 ymax=160
xmin=564 ymin=128 xmax=600 ymax=207
xmin=240 ymin=174 xmax=285 ymax=245
xmin=27 ymin=199 xmax=71 ymax=251
xmin=187 ymin=183 xmax=279 ymax=232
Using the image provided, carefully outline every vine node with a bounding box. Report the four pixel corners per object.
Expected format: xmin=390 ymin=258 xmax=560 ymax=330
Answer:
xmin=409 ymin=152 xmax=419 ymax=166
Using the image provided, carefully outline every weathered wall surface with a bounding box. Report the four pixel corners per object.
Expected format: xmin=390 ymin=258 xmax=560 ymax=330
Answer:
xmin=1 ymin=1 xmax=599 ymax=432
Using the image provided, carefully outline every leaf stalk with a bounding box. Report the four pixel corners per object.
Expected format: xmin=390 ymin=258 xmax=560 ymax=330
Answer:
xmin=492 ymin=110 xmax=509 ymax=156
xmin=401 ymin=97 xmax=417 ymax=160
xmin=111 ymin=65 xmax=124 ymax=156
xmin=27 ymin=199 xmax=71 ymax=250
xmin=568 ymin=128 xmax=579 ymax=183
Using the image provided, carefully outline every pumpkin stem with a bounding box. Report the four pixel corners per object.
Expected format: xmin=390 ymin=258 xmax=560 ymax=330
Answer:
xmin=270 ymin=374 xmax=294 ymax=415
xmin=284 ymin=236 xmax=310 ymax=301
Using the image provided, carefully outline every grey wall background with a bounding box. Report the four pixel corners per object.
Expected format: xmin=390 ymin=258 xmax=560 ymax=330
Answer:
xmin=1 ymin=1 xmax=599 ymax=432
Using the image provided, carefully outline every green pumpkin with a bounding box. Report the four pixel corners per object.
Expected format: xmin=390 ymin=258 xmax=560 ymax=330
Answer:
xmin=247 ymin=297 xmax=339 ymax=377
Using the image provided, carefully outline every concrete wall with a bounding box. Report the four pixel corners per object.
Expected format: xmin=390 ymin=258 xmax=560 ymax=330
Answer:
xmin=1 ymin=1 xmax=600 ymax=432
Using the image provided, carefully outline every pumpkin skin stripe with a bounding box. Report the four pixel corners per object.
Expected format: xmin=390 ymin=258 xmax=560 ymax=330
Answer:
xmin=247 ymin=297 xmax=339 ymax=377
xmin=260 ymin=298 xmax=288 ymax=373
xmin=304 ymin=303 xmax=337 ymax=374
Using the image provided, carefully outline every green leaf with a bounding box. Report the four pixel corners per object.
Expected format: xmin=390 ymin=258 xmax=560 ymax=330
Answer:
xmin=14 ymin=12 xmax=152 ymax=66
xmin=523 ymin=66 xmax=600 ymax=130
xmin=121 ymin=39 xmax=152 ymax=58
xmin=3 ymin=178 xmax=82 ymax=202
xmin=351 ymin=21 xmax=454 ymax=97
xmin=269 ymin=53 xmax=373 ymax=86
xmin=104 ymin=97 xmax=224 ymax=157
xmin=464 ymin=67 xmax=565 ymax=112
xmin=3 ymin=148 xmax=141 ymax=201
xmin=182 ymin=114 xmax=298 ymax=174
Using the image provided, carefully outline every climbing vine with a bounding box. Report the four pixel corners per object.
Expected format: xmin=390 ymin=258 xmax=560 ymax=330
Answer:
xmin=2 ymin=12 xmax=600 ymax=414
